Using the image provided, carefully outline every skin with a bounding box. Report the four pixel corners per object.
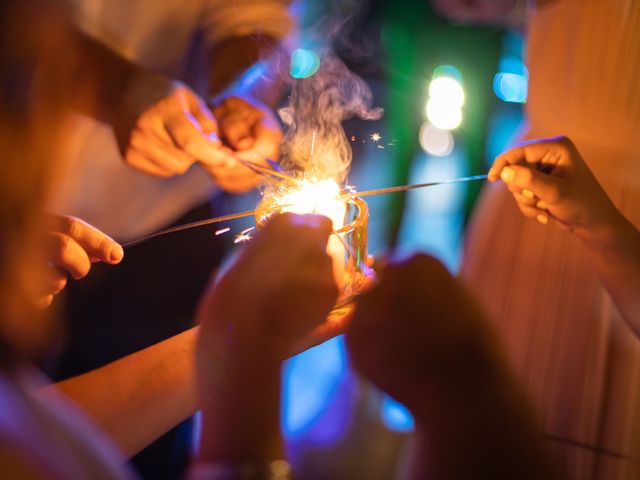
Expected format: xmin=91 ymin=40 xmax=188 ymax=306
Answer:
xmin=40 ymin=213 xmax=350 ymax=457
xmin=71 ymin=28 xmax=284 ymax=191
xmin=40 ymin=215 xmax=123 ymax=307
xmin=346 ymin=254 xmax=562 ymax=480
xmin=490 ymin=136 xmax=640 ymax=334
xmin=195 ymin=214 xmax=338 ymax=463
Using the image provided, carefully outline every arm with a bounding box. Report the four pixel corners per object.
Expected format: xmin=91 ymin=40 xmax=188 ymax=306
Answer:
xmin=194 ymin=214 xmax=337 ymax=469
xmin=491 ymin=136 xmax=640 ymax=333
xmin=42 ymin=328 xmax=198 ymax=458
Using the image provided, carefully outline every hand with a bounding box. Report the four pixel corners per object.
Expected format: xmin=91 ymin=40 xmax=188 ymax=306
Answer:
xmin=346 ymin=254 xmax=504 ymax=419
xmin=41 ymin=215 xmax=123 ymax=307
xmin=118 ymin=79 xmax=236 ymax=177
xmin=206 ymin=94 xmax=283 ymax=193
xmin=489 ymin=136 xmax=624 ymax=241
xmin=196 ymin=213 xmax=338 ymax=368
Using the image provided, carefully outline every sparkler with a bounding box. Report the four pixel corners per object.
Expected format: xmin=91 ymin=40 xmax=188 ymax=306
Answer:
xmin=122 ymin=173 xmax=488 ymax=248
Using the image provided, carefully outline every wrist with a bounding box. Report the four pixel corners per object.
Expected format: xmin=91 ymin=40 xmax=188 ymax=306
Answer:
xmin=577 ymin=209 xmax=638 ymax=254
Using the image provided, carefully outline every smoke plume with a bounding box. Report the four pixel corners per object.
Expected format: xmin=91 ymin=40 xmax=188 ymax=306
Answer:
xmin=277 ymin=55 xmax=382 ymax=184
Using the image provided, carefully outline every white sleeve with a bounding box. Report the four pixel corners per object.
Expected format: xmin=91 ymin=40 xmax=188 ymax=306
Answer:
xmin=201 ymin=0 xmax=297 ymax=46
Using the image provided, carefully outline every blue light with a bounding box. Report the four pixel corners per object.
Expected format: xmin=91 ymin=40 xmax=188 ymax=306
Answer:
xmin=493 ymin=72 xmax=528 ymax=103
xmin=381 ymin=394 xmax=415 ymax=432
xmin=282 ymin=336 xmax=347 ymax=438
xmin=290 ymin=48 xmax=321 ymax=79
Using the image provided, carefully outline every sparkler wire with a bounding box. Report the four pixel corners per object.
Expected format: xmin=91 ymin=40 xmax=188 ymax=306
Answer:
xmin=122 ymin=174 xmax=488 ymax=249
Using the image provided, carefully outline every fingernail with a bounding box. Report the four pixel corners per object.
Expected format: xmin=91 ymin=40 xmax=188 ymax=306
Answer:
xmin=536 ymin=214 xmax=548 ymax=225
xmin=522 ymin=188 xmax=534 ymax=199
xmin=501 ymin=167 xmax=515 ymax=183
xmin=208 ymin=132 xmax=220 ymax=143
xmin=536 ymin=200 xmax=548 ymax=210
xmin=109 ymin=244 xmax=124 ymax=263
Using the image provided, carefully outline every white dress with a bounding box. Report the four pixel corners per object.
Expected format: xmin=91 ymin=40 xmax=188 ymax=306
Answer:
xmin=462 ymin=1 xmax=640 ymax=478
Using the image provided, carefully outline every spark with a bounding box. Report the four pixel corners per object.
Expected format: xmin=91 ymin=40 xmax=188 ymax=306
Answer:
xmin=370 ymin=132 xmax=382 ymax=142
xmin=233 ymin=226 xmax=255 ymax=244
xmin=234 ymin=232 xmax=253 ymax=244
xmin=214 ymin=227 xmax=230 ymax=236
xmin=310 ymin=131 xmax=317 ymax=158
xmin=377 ymin=145 xmax=385 ymax=149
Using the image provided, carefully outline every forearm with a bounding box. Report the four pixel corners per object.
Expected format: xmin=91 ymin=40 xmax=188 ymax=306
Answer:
xmin=579 ymin=215 xmax=640 ymax=334
xmin=197 ymin=352 xmax=283 ymax=463
xmin=208 ymin=36 xmax=287 ymax=108
xmin=68 ymin=26 xmax=171 ymax=133
xmin=42 ymin=327 xmax=199 ymax=457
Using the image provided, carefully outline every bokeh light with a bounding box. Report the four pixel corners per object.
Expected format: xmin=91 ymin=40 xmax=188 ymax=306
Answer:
xmin=425 ymin=66 xmax=464 ymax=130
xmin=419 ymin=121 xmax=455 ymax=156
xmin=426 ymin=98 xmax=462 ymax=130
xmin=428 ymin=76 xmax=465 ymax=107
xmin=493 ymin=72 xmax=528 ymax=103
xmin=290 ymin=48 xmax=321 ymax=79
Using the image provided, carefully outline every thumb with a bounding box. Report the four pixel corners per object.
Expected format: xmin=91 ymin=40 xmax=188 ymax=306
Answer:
xmin=500 ymin=164 xmax=563 ymax=205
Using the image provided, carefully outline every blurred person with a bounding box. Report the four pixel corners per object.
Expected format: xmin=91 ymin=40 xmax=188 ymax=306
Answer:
xmin=0 ymin=3 xmax=344 ymax=477
xmin=431 ymin=0 xmax=640 ymax=477
xmin=47 ymin=1 xmax=296 ymax=474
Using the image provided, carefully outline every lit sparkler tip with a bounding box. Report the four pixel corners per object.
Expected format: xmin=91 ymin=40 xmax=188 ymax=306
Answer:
xmin=370 ymin=132 xmax=382 ymax=142
xmin=214 ymin=227 xmax=231 ymax=236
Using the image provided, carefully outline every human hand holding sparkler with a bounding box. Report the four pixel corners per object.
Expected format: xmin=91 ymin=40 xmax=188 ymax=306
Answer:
xmin=115 ymin=78 xmax=239 ymax=178
xmin=205 ymin=94 xmax=283 ymax=192
xmin=490 ymin=136 xmax=627 ymax=242
xmin=195 ymin=213 xmax=337 ymax=464
xmin=40 ymin=215 xmax=123 ymax=307
xmin=492 ymin=136 xmax=640 ymax=332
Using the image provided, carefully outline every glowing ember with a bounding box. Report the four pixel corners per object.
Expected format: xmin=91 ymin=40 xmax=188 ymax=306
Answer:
xmin=234 ymin=232 xmax=252 ymax=244
xmin=370 ymin=132 xmax=382 ymax=142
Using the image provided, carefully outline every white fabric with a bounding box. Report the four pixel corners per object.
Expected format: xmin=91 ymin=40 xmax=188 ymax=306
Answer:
xmin=0 ymin=366 xmax=133 ymax=479
xmin=51 ymin=0 xmax=294 ymax=241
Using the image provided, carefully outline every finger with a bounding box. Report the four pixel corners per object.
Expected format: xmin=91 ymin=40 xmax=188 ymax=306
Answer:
xmin=248 ymin=119 xmax=282 ymax=160
xmin=49 ymin=216 xmax=124 ymax=265
xmin=202 ymin=155 xmax=266 ymax=192
xmin=125 ymin=150 xmax=175 ymax=177
xmin=219 ymin=117 xmax=254 ymax=150
xmin=513 ymin=191 xmax=538 ymax=208
xmin=515 ymin=203 xmax=542 ymax=221
xmin=500 ymin=164 xmax=564 ymax=205
xmin=37 ymin=295 xmax=54 ymax=309
xmin=46 ymin=233 xmax=92 ymax=279
xmin=189 ymin=94 xmax=221 ymax=141
xmin=489 ymin=138 xmax=568 ymax=180
xmin=48 ymin=267 xmax=68 ymax=295
xmin=265 ymin=213 xmax=333 ymax=248
xmin=129 ymin=136 xmax=195 ymax=175
xmin=164 ymin=111 xmax=228 ymax=165
xmin=129 ymin=128 xmax=196 ymax=174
